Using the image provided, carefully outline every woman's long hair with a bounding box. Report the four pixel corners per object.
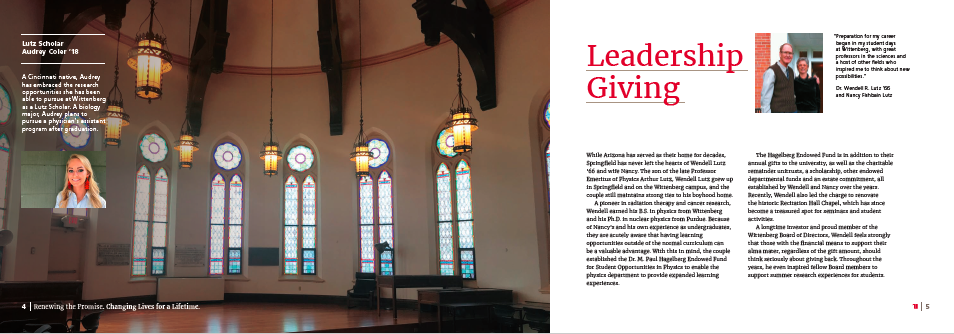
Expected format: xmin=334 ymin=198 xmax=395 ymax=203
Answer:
xmin=57 ymin=154 xmax=103 ymax=208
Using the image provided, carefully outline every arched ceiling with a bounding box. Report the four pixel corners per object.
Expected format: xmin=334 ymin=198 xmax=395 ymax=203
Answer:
xmin=97 ymin=0 xmax=523 ymax=71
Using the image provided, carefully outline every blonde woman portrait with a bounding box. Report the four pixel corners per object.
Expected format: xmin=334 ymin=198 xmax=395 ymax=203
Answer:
xmin=55 ymin=154 xmax=106 ymax=208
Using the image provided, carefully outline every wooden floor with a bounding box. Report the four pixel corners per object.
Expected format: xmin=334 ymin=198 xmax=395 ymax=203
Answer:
xmin=94 ymin=302 xmax=437 ymax=333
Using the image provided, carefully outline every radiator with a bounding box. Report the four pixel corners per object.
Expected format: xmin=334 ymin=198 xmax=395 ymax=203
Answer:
xmin=157 ymin=277 xmax=225 ymax=303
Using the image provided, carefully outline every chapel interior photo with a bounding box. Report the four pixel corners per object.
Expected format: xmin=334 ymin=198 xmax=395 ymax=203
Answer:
xmin=0 ymin=0 xmax=550 ymax=332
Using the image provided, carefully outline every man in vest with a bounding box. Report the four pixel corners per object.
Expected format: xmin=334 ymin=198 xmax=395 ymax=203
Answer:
xmin=760 ymin=43 xmax=796 ymax=113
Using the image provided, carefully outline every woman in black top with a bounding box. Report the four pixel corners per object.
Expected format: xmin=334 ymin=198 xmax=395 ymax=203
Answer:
xmin=793 ymin=57 xmax=820 ymax=113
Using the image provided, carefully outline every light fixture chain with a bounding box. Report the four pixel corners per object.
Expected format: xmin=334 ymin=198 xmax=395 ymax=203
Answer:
xmin=114 ymin=29 xmax=120 ymax=84
xmin=148 ymin=0 xmax=156 ymax=33
xmin=186 ymin=0 xmax=191 ymax=98
xmin=455 ymin=0 xmax=463 ymax=106
xmin=269 ymin=0 xmax=274 ymax=141
xmin=359 ymin=0 xmax=363 ymax=125
xmin=184 ymin=0 xmax=192 ymax=134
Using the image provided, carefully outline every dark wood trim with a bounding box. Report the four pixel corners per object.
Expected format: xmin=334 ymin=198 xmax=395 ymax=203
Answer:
xmin=413 ymin=0 xmax=498 ymax=110
xmin=317 ymin=0 xmax=343 ymax=136
xmin=183 ymin=0 xmax=230 ymax=136
xmin=38 ymin=0 xmax=129 ymax=90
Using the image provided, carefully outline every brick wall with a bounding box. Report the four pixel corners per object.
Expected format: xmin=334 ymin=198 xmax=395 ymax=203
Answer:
xmin=754 ymin=33 xmax=771 ymax=111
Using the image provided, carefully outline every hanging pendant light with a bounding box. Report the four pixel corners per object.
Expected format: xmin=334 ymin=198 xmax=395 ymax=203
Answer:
xmin=175 ymin=120 xmax=198 ymax=169
xmin=101 ymin=30 xmax=129 ymax=147
xmin=174 ymin=0 xmax=197 ymax=169
xmin=350 ymin=0 xmax=371 ymax=177
xmin=446 ymin=1 xmax=477 ymax=153
xmin=127 ymin=0 xmax=172 ymax=103
xmin=260 ymin=0 xmax=282 ymax=176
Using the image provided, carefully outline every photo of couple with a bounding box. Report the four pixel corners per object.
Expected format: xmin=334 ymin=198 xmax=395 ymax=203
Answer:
xmin=756 ymin=33 xmax=823 ymax=113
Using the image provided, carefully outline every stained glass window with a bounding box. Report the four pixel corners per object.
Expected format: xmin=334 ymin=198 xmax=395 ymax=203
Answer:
xmin=359 ymin=175 xmax=374 ymax=273
xmin=60 ymin=114 xmax=90 ymax=149
xmin=356 ymin=137 xmax=397 ymax=275
xmin=0 ymin=85 xmax=11 ymax=125
xmin=132 ymin=131 xmax=173 ymax=277
xmin=154 ymin=169 xmax=169 ymax=222
xmin=0 ymin=134 xmax=10 ymax=228
xmin=0 ymin=87 xmax=10 ymax=230
xmin=302 ymin=176 xmax=317 ymax=275
xmin=545 ymin=100 xmax=550 ymax=128
xmin=151 ymin=168 xmax=169 ymax=275
xmin=436 ymin=128 xmax=457 ymax=158
xmin=214 ymin=142 xmax=242 ymax=170
xmin=284 ymin=176 xmax=299 ymax=274
xmin=152 ymin=248 xmax=165 ymax=275
xmin=0 ymin=86 xmax=10 ymax=227
xmin=378 ymin=172 xmax=393 ymax=228
xmin=377 ymin=171 xmax=394 ymax=275
xmin=368 ymin=139 xmax=390 ymax=168
xmin=455 ymin=161 xmax=476 ymax=279
xmin=433 ymin=159 xmax=477 ymax=279
xmin=284 ymin=145 xmax=319 ymax=276
xmin=209 ymin=140 xmax=245 ymax=275
xmin=287 ymin=145 xmax=314 ymax=172
xmin=210 ymin=174 xmax=226 ymax=275
xmin=436 ymin=164 xmax=455 ymax=276
xmin=140 ymin=133 xmax=168 ymax=163
xmin=546 ymin=142 xmax=550 ymax=203
xmin=380 ymin=249 xmax=394 ymax=276
xmin=132 ymin=166 xmax=151 ymax=276
xmin=539 ymin=99 xmax=551 ymax=286
xmin=228 ymin=175 xmax=243 ymax=274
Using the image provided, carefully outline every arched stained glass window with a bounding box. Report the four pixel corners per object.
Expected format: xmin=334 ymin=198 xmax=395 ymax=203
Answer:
xmin=433 ymin=126 xmax=477 ymax=279
xmin=356 ymin=137 xmax=396 ymax=275
xmin=284 ymin=176 xmax=299 ymax=274
xmin=132 ymin=132 xmax=172 ymax=277
xmin=436 ymin=163 xmax=455 ymax=276
xmin=152 ymin=168 xmax=169 ymax=275
xmin=61 ymin=114 xmax=90 ymax=149
xmin=302 ymin=176 xmax=317 ymax=274
xmin=358 ymin=175 xmax=374 ymax=273
xmin=132 ymin=166 xmax=151 ymax=276
xmin=546 ymin=142 xmax=550 ymax=200
xmin=536 ymin=97 xmax=551 ymax=292
xmin=0 ymin=84 xmax=14 ymax=229
xmin=455 ymin=161 xmax=475 ymax=279
xmin=545 ymin=101 xmax=550 ymax=128
xmin=544 ymin=101 xmax=550 ymax=206
xmin=283 ymin=143 xmax=319 ymax=276
xmin=228 ymin=175 xmax=243 ymax=274
xmin=0 ymin=85 xmax=11 ymax=125
xmin=209 ymin=140 xmax=245 ymax=275
xmin=378 ymin=171 xmax=394 ymax=276
xmin=0 ymin=134 xmax=10 ymax=227
xmin=209 ymin=174 xmax=226 ymax=275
